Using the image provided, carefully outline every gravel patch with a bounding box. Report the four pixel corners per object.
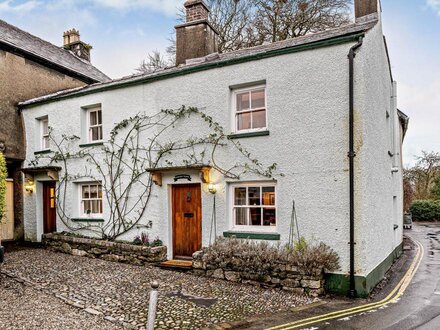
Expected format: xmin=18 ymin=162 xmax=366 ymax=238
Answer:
xmin=1 ymin=247 xmax=311 ymax=329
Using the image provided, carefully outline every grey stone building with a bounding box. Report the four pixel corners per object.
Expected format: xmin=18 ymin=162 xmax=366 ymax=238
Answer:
xmin=0 ymin=19 xmax=109 ymax=240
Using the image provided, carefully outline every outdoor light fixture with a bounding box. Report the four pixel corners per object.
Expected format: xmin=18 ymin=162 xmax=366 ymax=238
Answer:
xmin=24 ymin=179 xmax=34 ymax=193
xmin=208 ymin=183 xmax=217 ymax=194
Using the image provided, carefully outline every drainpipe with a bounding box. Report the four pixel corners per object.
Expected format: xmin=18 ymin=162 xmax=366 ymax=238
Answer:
xmin=348 ymin=36 xmax=363 ymax=299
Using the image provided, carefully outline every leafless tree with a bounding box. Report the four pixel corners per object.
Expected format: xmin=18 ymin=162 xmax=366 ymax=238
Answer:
xmin=209 ymin=0 xmax=256 ymax=51
xmin=251 ymin=0 xmax=351 ymax=43
xmin=405 ymin=151 xmax=440 ymax=200
xmin=135 ymin=50 xmax=170 ymax=74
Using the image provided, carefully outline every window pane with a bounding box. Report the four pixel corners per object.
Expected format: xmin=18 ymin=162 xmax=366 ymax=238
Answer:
xmin=236 ymin=92 xmax=250 ymax=111
xmin=234 ymin=187 xmax=246 ymax=205
xmin=237 ymin=112 xmax=251 ymax=131
xmin=251 ymin=89 xmax=265 ymax=109
xmin=262 ymin=187 xmax=275 ymax=205
xmin=97 ymin=110 xmax=102 ymax=125
xmin=83 ymin=200 xmax=91 ymax=214
xmin=42 ymin=137 xmax=49 ymax=149
xmin=90 ymin=185 xmax=98 ymax=199
xmin=91 ymin=200 xmax=100 ymax=214
xmin=98 ymin=126 xmax=103 ymax=140
xmin=252 ymin=110 xmax=266 ymax=129
xmin=250 ymin=208 xmax=262 ymax=226
xmin=91 ymin=127 xmax=100 ymax=141
xmin=263 ymin=208 xmax=276 ymax=226
xmin=248 ymin=187 xmax=260 ymax=205
xmin=42 ymin=120 xmax=48 ymax=134
xmin=90 ymin=111 xmax=97 ymax=126
xmin=98 ymin=185 xmax=103 ymax=199
xmin=235 ymin=208 xmax=247 ymax=225
xmin=99 ymin=199 xmax=103 ymax=213
xmin=82 ymin=185 xmax=90 ymax=199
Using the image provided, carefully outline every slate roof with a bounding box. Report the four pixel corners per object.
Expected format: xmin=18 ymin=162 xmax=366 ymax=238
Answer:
xmin=0 ymin=19 xmax=110 ymax=83
xmin=20 ymin=14 xmax=379 ymax=108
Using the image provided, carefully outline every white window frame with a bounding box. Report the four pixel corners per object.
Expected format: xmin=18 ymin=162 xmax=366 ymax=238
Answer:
xmin=229 ymin=182 xmax=277 ymax=233
xmin=86 ymin=106 xmax=103 ymax=143
xmin=79 ymin=183 xmax=103 ymax=218
xmin=40 ymin=117 xmax=50 ymax=150
xmin=231 ymin=85 xmax=268 ymax=133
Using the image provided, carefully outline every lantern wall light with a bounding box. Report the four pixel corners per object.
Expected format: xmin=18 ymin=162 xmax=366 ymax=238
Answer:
xmin=24 ymin=179 xmax=34 ymax=193
xmin=208 ymin=183 xmax=217 ymax=194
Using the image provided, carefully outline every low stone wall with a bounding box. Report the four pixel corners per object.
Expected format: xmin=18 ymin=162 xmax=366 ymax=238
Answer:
xmin=43 ymin=233 xmax=167 ymax=265
xmin=192 ymin=250 xmax=325 ymax=296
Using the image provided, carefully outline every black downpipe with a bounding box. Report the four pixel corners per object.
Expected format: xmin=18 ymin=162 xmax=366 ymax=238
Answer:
xmin=348 ymin=36 xmax=363 ymax=299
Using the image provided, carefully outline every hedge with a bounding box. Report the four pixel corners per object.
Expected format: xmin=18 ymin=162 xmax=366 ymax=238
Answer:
xmin=410 ymin=200 xmax=440 ymax=221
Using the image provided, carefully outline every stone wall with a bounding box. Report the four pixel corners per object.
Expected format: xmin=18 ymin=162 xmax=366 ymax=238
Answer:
xmin=43 ymin=233 xmax=167 ymax=265
xmin=192 ymin=250 xmax=325 ymax=296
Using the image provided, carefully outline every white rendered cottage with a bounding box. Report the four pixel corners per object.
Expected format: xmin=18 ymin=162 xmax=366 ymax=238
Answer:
xmin=20 ymin=0 xmax=408 ymax=297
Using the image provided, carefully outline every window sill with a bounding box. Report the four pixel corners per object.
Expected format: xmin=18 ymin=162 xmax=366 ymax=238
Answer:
xmin=34 ymin=149 xmax=52 ymax=155
xmin=223 ymin=231 xmax=280 ymax=240
xmin=228 ymin=130 xmax=270 ymax=139
xmin=71 ymin=218 xmax=104 ymax=223
xmin=79 ymin=142 xmax=104 ymax=148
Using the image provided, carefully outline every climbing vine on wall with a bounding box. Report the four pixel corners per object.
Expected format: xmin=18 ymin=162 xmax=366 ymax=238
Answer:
xmin=0 ymin=152 xmax=7 ymax=224
xmin=29 ymin=106 xmax=284 ymax=240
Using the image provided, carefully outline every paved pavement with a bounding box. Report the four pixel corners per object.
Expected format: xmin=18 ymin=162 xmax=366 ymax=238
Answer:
xmin=236 ymin=222 xmax=440 ymax=330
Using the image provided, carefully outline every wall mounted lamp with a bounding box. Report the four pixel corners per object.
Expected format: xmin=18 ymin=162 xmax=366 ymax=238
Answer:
xmin=24 ymin=179 xmax=34 ymax=193
xmin=208 ymin=183 xmax=217 ymax=194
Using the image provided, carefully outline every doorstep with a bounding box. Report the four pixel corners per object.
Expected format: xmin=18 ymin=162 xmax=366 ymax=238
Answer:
xmin=155 ymin=259 xmax=193 ymax=271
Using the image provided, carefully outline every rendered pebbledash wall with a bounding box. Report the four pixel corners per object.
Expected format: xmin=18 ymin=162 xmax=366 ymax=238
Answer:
xmin=22 ymin=17 xmax=402 ymax=281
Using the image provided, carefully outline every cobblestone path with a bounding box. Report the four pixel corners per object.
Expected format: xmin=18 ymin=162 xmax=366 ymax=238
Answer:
xmin=1 ymin=247 xmax=310 ymax=329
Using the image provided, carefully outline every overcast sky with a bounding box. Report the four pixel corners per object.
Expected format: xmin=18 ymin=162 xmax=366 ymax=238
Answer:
xmin=0 ymin=0 xmax=438 ymax=166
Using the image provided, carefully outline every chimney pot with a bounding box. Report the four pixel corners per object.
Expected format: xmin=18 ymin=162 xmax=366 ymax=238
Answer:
xmin=62 ymin=28 xmax=92 ymax=62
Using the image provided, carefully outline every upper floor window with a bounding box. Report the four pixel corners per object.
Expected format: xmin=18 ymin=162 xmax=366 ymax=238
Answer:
xmin=80 ymin=183 xmax=103 ymax=216
xmin=40 ymin=118 xmax=49 ymax=150
xmin=87 ymin=107 xmax=102 ymax=142
xmin=231 ymin=183 xmax=276 ymax=230
xmin=233 ymin=85 xmax=267 ymax=132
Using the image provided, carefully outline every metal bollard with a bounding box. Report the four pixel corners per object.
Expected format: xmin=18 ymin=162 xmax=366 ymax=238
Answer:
xmin=147 ymin=281 xmax=159 ymax=330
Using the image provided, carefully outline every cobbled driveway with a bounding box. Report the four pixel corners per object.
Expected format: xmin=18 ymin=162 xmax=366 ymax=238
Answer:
xmin=0 ymin=247 xmax=310 ymax=329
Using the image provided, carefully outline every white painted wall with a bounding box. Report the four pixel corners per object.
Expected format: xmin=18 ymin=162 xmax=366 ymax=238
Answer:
xmin=22 ymin=19 xmax=402 ymax=274
xmin=354 ymin=19 xmax=404 ymax=277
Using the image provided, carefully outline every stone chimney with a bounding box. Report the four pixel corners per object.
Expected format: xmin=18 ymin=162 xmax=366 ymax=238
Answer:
xmin=63 ymin=28 xmax=92 ymax=62
xmin=175 ymin=0 xmax=218 ymax=66
xmin=354 ymin=0 xmax=380 ymax=22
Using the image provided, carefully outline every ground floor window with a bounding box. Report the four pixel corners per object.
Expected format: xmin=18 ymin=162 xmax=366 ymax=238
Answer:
xmin=231 ymin=183 xmax=276 ymax=229
xmin=80 ymin=183 xmax=103 ymax=216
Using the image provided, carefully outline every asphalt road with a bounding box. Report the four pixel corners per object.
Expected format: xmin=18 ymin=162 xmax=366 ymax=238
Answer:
xmin=328 ymin=222 xmax=440 ymax=330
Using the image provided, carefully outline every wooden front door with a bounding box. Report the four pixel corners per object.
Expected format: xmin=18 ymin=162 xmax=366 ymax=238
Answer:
xmin=43 ymin=182 xmax=57 ymax=234
xmin=172 ymin=184 xmax=202 ymax=259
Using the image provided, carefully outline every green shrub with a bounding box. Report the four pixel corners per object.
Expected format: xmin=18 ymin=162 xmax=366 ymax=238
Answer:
xmin=410 ymin=200 xmax=440 ymax=221
xmin=203 ymin=237 xmax=339 ymax=276
xmin=0 ymin=152 xmax=7 ymax=224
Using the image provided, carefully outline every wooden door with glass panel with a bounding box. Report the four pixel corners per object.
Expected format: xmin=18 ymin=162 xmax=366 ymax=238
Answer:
xmin=43 ymin=181 xmax=57 ymax=233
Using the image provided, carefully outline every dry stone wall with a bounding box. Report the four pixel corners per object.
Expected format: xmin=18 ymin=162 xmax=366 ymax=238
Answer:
xmin=43 ymin=233 xmax=167 ymax=265
xmin=192 ymin=250 xmax=325 ymax=296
